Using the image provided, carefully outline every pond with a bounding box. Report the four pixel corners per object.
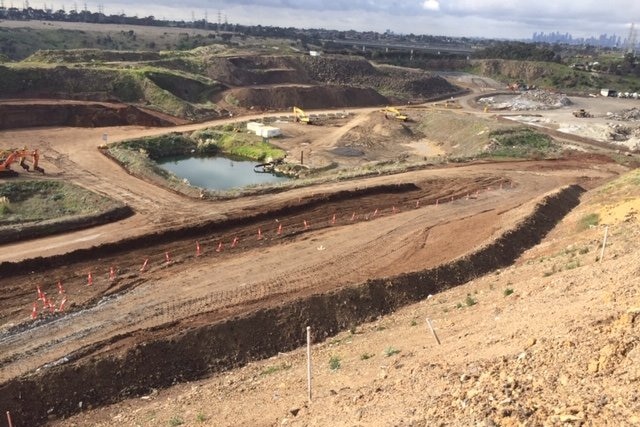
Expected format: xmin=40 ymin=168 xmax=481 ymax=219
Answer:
xmin=157 ymin=155 xmax=291 ymax=191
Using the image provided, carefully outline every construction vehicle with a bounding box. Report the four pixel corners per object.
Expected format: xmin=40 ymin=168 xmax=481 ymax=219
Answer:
xmin=573 ymin=109 xmax=592 ymax=118
xmin=292 ymin=106 xmax=312 ymax=124
xmin=382 ymin=106 xmax=408 ymax=121
xmin=0 ymin=148 xmax=45 ymax=177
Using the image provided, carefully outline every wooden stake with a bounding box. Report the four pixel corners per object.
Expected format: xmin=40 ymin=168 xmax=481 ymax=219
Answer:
xmin=426 ymin=318 xmax=441 ymax=345
xmin=6 ymin=411 xmax=13 ymax=427
xmin=599 ymin=225 xmax=609 ymax=263
xmin=306 ymin=326 xmax=312 ymax=402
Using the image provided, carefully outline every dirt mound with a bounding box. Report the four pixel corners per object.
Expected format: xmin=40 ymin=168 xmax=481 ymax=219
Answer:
xmin=227 ymin=85 xmax=389 ymax=110
xmin=204 ymin=56 xmax=312 ymax=86
xmin=337 ymin=113 xmax=420 ymax=155
xmin=0 ymin=100 xmax=185 ymax=129
xmin=607 ymin=107 xmax=640 ymax=121
xmin=0 ymin=185 xmax=583 ymax=426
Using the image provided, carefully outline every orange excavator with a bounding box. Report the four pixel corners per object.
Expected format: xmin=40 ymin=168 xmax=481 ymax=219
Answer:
xmin=0 ymin=148 xmax=45 ymax=177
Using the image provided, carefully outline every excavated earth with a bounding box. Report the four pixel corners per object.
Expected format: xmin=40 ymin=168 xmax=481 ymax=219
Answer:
xmin=0 ymin=100 xmax=186 ymax=130
xmin=0 ymin=75 xmax=633 ymax=425
xmin=0 ymin=151 xmax=625 ymax=426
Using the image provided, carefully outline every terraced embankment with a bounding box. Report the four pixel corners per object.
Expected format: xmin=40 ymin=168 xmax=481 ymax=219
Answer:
xmin=0 ymin=184 xmax=584 ymax=426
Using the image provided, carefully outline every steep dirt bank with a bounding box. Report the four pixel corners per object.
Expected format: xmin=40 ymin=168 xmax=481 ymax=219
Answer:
xmin=0 ymin=100 xmax=185 ymax=129
xmin=0 ymin=185 xmax=583 ymax=426
xmin=227 ymin=85 xmax=389 ymax=110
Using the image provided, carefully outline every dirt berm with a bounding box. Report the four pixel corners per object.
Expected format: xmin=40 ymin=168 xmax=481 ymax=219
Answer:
xmin=0 ymin=205 xmax=134 ymax=245
xmin=0 ymin=184 xmax=585 ymax=426
xmin=0 ymin=101 xmax=184 ymax=130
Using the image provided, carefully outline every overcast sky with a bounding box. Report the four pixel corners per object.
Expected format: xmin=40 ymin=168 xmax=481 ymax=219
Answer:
xmin=88 ymin=1 xmax=639 ymax=39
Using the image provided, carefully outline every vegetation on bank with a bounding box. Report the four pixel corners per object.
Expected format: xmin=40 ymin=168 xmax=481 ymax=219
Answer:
xmin=0 ymin=180 xmax=121 ymax=225
xmin=483 ymin=128 xmax=556 ymax=158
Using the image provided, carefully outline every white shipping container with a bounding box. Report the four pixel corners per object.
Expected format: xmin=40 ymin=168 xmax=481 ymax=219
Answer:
xmin=259 ymin=126 xmax=282 ymax=138
xmin=247 ymin=122 xmax=265 ymax=132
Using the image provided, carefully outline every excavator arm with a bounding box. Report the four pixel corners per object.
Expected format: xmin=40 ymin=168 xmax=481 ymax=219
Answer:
xmin=0 ymin=148 xmax=44 ymax=176
xmin=293 ymin=106 xmax=311 ymax=124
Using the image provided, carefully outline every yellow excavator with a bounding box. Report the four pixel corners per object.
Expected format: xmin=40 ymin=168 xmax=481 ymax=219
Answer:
xmin=0 ymin=148 xmax=45 ymax=177
xmin=382 ymin=106 xmax=408 ymax=122
xmin=293 ymin=106 xmax=312 ymax=124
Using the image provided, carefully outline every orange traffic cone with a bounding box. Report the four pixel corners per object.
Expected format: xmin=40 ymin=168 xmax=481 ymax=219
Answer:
xmin=196 ymin=241 xmax=202 ymax=256
xmin=30 ymin=301 xmax=38 ymax=319
xmin=257 ymin=228 xmax=263 ymax=240
xmin=57 ymin=280 xmax=65 ymax=294
xmin=87 ymin=272 xmax=93 ymax=286
xmin=140 ymin=258 xmax=149 ymax=272
xmin=109 ymin=266 xmax=116 ymax=281
xmin=277 ymin=224 xmax=282 ymax=235
xmin=231 ymin=237 xmax=239 ymax=248
xmin=216 ymin=242 xmax=223 ymax=252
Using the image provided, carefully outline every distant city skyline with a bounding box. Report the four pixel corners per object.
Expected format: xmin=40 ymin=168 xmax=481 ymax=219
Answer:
xmin=2 ymin=1 xmax=639 ymax=43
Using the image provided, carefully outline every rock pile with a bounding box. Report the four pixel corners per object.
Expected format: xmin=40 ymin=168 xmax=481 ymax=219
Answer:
xmin=606 ymin=107 xmax=640 ymax=121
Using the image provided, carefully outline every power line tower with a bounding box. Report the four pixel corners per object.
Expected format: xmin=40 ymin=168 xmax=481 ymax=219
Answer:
xmin=217 ymin=9 xmax=221 ymax=33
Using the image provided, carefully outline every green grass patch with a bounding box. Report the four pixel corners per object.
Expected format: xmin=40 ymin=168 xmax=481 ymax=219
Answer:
xmin=360 ymin=352 xmax=374 ymax=360
xmin=503 ymin=288 xmax=514 ymax=296
xmin=260 ymin=362 xmax=291 ymax=376
xmin=465 ymin=294 xmax=477 ymax=307
xmin=578 ymin=213 xmax=600 ymax=231
xmin=485 ymin=127 xmax=556 ymax=158
xmin=0 ymin=180 xmax=119 ymax=225
xmin=329 ymin=356 xmax=341 ymax=371
xmin=383 ymin=347 xmax=401 ymax=357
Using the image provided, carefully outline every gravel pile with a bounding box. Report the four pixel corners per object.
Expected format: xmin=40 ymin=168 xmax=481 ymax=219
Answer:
xmin=480 ymin=90 xmax=571 ymax=111
xmin=606 ymin=107 xmax=640 ymax=121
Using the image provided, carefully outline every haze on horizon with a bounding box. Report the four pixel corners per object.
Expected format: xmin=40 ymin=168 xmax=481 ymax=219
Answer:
xmin=82 ymin=0 xmax=640 ymax=40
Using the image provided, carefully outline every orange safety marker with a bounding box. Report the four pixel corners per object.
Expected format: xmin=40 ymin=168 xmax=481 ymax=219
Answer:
xmin=109 ymin=266 xmax=116 ymax=281
xmin=216 ymin=242 xmax=223 ymax=252
xmin=36 ymin=285 xmax=45 ymax=301
xmin=231 ymin=237 xmax=239 ymax=248
xmin=58 ymin=296 xmax=68 ymax=312
xmin=57 ymin=280 xmax=65 ymax=294
xmin=257 ymin=227 xmax=263 ymax=240
xmin=304 ymin=220 xmax=309 ymax=230
xmin=373 ymin=209 xmax=378 ymax=217
xmin=30 ymin=302 xmax=38 ymax=319
xmin=277 ymin=223 xmax=283 ymax=235
xmin=87 ymin=272 xmax=93 ymax=286
xmin=196 ymin=241 xmax=202 ymax=256
xmin=140 ymin=258 xmax=149 ymax=272
xmin=331 ymin=213 xmax=336 ymax=225
xmin=165 ymin=251 xmax=171 ymax=263
xmin=351 ymin=212 xmax=356 ymax=221
xmin=416 ymin=200 xmax=420 ymax=208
